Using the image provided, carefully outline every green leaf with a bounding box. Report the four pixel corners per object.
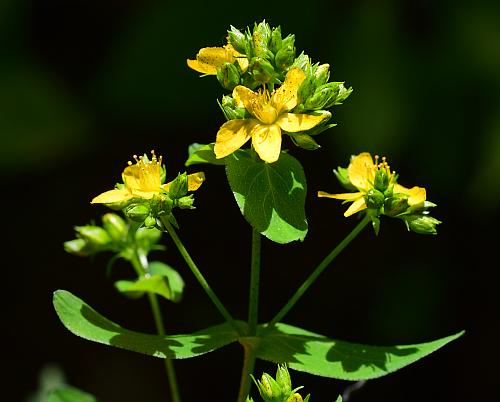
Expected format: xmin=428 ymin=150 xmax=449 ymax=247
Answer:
xmin=225 ymin=150 xmax=308 ymax=244
xmin=53 ymin=290 xmax=244 ymax=358
xmin=254 ymin=323 xmax=464 ymax=380
xmin=48 ymin=387 xmax=98 ymax=402
xmin=114 ymin=261 xmax=184 ymax=302
xmin=185 ymin=143 xmax=225 ymax=166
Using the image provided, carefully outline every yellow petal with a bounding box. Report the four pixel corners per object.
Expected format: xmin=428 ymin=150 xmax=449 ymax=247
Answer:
xmin=233 ymin=85 xmax=259 ymax=110
xmin=236 ymin=56 xmax=249 ymax=73
xmin=348 ymin=152 xmax=375 ymax=192
xmin=277 ymin=111 xmax=330 ymax=133
xmin=251 ymin=124 xmax=282 ymax=163
xmin=91 ymin=188 xmax=132 ymax=204
xmin=187 ymin=59 xmax=217 ymax=75
xmin=272 ymin=67 xmax=306 ymax=112
xmin=197 ymin=47 xmax=232 ymax=66
xmin=407 ymin=186 xmax=426 ymax=206
xmin=214 ymin=119 xmax=254 ymax=159
xmin=317 ymin=191 xmax=364 ymax=200
xmin=123 ymin=163 xmax=161 ymax=193
xmin=344 ymin=197 xmax=367 ymax=217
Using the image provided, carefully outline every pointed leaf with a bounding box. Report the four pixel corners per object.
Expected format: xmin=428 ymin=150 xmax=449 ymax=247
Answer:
xmin=225 ymin=150 xmax=308 ymax=244
xmin=48 ymin=387 xmax=98 ymax=402
xmin=254 ymin=323 xmax=464 ymax=380
xmin=185 ymin=143 xmax=225 ymax=166
xmin=53 ymin=290 xmax=244 ymax=359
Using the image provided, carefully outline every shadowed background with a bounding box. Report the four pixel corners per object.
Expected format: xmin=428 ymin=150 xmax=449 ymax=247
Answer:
xmin=2 ymin=0 xmax=499 ymax=401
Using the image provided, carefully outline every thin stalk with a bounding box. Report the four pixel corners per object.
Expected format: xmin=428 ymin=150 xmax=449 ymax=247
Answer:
xmin=159 ymin=216 xmax=241 ymax=334
xmin=248 ymin=229 xmax=261 ymax=336
xmin=268 ymin=215 xmax=371 ymax=327
xmin=130 ymin=252 xmax=181 ymax=402
xmin=237 ymin=342 xmax=257 ymax=402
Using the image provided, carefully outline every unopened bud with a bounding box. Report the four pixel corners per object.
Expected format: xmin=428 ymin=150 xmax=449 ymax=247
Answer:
xmin=144 ymin=215 xmax=157 ymax=228
xmin=102 ymin=213 xmax=127 ymax=242
xmin=124 ymin=203 xmax=150 ymax=222
xmin=220 ymin=95 xmax=246 ymax=120
xmin=176 ymin=195 xmax=195 ymax=209
xmin=75 ymin=225 xmax=111 ymax=248
xmin=304 ymin=83 xmax=338 ymax=110
xmin=135 ymin=226 xmax=162 ymax=247
xmin=168 ymin=173 xmax=189 ymax=199
xmin=314 ymin=63 xmax=330 ymax=86
xmin=290 ymin=133 xmax=320 ymax=150
xmin=384 ymin=193 xmax=409 ymax=217
xmin=374 ymin=169 xmax=390 ymax=192
xmin=269 ymin=26 xmax=282 ymax=54
xmin=297 ymin=76 xmax=316 ymax=104
xmin=251 ymin=57 xmax=275 ymax=84
xmin=334 ymin=167 xmax=356 ymax=191
xmin=228 ymin=26 xmax=248 ymax=54
xmin=325 ymin=83 xmax=353 ymax=107
xmin=275 ymin=365 xmax=292 ymax=397
xmin=275 ymin=45 xmax=296 ymax=70
xmin=217 ymin=62 xmax=240 ymax=90
xmin=365 ymin=188 xmax=385 ymax=209
xmin=404 ymin=214 xmax=441 ymax=235
xmin=257 ymin=373 xmax=282 ymax=402
xmin=286 ymin=394 xmax=304 ymax=402
xmin=253 ymin=21 xmax=271 ymax=57
xmin=64 ymin=238 xmax=88 ymax=256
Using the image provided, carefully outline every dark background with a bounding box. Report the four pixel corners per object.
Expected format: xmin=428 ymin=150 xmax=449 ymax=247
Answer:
xmin=2 ymin=0 xmax=499 ymax=401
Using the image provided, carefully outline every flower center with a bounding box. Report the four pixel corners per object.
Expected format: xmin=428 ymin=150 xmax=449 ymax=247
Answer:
xmin=127 ymin=150 xmax=162 ymax=193
xmin=249 ymin=90 xmax=279 ymax=125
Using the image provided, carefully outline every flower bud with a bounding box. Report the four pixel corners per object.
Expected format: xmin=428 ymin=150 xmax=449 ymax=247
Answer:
xmin=253 ymin=21 xmax=271 ymax=57
xmin=374 ymin=168 xmax=390 ymax=192
xmin=325 ymin=83 xmax=353 ymax=107
xmin=168 ymin=172 xmax=189 ymax=199
xmin=144 ymin=215 xmax=157 ymax=228
xmin=228 ymin=25 xmax=248 ymax=54
xmin=297 ymin=76 xmax=316 ymax=105
xmin=269 ymin=26 xmax=282 ymax=54
xmin=286 ymin=394 xmax=304 ymax=402
xmin=404 ymin=214 xmax=441 ymax=235
xmin=251 ymin=57 xmax=275 ymax=84
xmin=135 ymin=226 xmax=162 ymax=248
xmin=257 ymin=373 xmax=283 ymax=402
xmin=275 ymin=365 xmax=292 ymax=397
xmin=217 ymin=62 xmax=240 ymax=91
xmin=384 ymin=193 xmax=409 ymax=217
xmin=290 ymin=133 xmax=320 ymax=150
xmin=124 ymin=203 xmax=150 ymax=222
xmin=304 ymin=83 xmax=338 ymax=110
xmin=102 ymin=213 xmax=127 ymax=242
xmin=365 ymin=188 xmax=385 ymax=209
xmin=314 ymin=63 xmax=330 ymax=86
xmin=176 ymin=194 xmax=195 ymax=209
xmin=64 ymin=238 xmax=88 ymax=256
xmin=220 ymin=95 xmax=246 ymax=120
xmin=75 ymin=225 xmax=112 ymax=248
xmin=275 ymin=45 xmax=296 ymax=70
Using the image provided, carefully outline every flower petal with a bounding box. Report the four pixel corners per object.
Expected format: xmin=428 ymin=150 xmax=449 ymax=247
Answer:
xmin=348 ymin=152 xmax=375 ymax=192
xmin=91 ymin=189 xmax=132 ymax=204
xmin=251 ymin=124 xmax=282 ymax=163
xmin=186 ymin=59 xmax=218 ymax=75
xmin=394 ymin=184 xmax=426 ymax=206
xmin=272 ymin=67 xmax=306 ymax=112
xmin=214 ymin=119 xmax=254 ymax=159
xmin=233 ymin=85 xmax=259 ymax=109
xmin=277 ymin=111 xmax=330 ymax=133
xmin=344 ymin=197 xmax=367 ymax=217
xmin=317 ymin=191 xmax=364 ymax=200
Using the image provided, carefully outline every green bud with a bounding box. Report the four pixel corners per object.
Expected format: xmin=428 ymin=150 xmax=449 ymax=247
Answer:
xmin=365 ymin=188 xmax=385 ymax=209
xmin=102 ymin=213 xmax=127 ymax=242
xmin=325 ymin=83 xmax=353 ymax=107
xmin=384 ymin=193 xmax=409 ymax=217
xmin=253 ymin=21 xmax=271 ymax=57
xmin=64 ymin=238 xmax=88 ymax=256
xmin=228 ymin=25 xmax=248 ymax=54
xmin=217 ymin=62 xmax=240 ymax=91
xmin=144 ymin=215 xmax=157 ymax=228
xmin=314 ymin=63 xmax=330 ymax=86
xmin=286 ymin=394 xmax=304 ymax=402
xmin=304 ymin=84 xmax=338 ymax=110
xmin=219 ymin=95 xmax=246 ymax=120
xmin=291 ymin=52 xmax=310 ymax=71
xmin=158 ymin=193 xmax=175 ymax=215
xmin=176 ymin=194 xmax=195 ymax=209
xmin=251 ymin=57 xmax=275 ymax=84
xmin=275 ymin=365 xmax=292 ymax=397
xmin=403 ymin=214 xmax=441 ymax=235
xmin=135 ymin=226 xmax=162 ymax=248
xmin=281 ymin=34 xmax=295 ymax=50
xmin=374 ymin=169 xmax=390 ymax=192
xmin=257 ymin=373 xmax=283 ymax=402
xmin=124 ymin=203 xmax=150 ymax=222
xmin=275 ymin=45 xmax=296 ymax=71
xmin=75 ymin=225 xmax=112 ymax=248
xmin=290 ymin=133 xmax=320 ymax=150
xmin=297 ymin=76 xmax=316 ymax=104
xmin=269 ymin=26 xmax=282 ymax=54
xmin=168 ymin=172 xmax=189 ymax=199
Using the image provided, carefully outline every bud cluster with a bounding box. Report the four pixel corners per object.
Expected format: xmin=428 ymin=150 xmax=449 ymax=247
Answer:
xmin=64 ymin=213 xmax=162 ymax=258
xmin=250 ymin=365 xmax=310 ymax=402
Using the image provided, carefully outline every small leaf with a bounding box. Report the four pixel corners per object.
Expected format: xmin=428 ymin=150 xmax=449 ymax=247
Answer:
xmin=149 ymin=261 xmax=185 ymax=302
xmin=185 ymin=143 xmax=225 ymax=166
xmin=225 ymin=150 xmax=308 ymax=244
xmin=254 ymin=323 xmax=464 ymax=380
xmin=48 ymin=386 xmax=98 ymax=402
xmin=53 ymin=290 xmax=244 ymax=358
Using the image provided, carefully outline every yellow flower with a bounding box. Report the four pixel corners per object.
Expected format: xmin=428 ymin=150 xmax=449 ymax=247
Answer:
xmin=214 ymin=67 xmax=330 ymax=163
xmin=187 ymin=43 xmax=248 ymax=75
xmin=91 ymin=151 xmax=205 ymax=205
xmin=318 ymin=152 xmax=426 ymax=217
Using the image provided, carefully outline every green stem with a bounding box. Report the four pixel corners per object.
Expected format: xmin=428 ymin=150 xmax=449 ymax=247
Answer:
xmin=160 ymin=216 xmax=241 ymax=334
xmin=268 ymin=215 xmax=371 ymax=327
xmin=248 ymin=229 xmax=261 ymax=336
xmin=237 ymin=342 xmax=257 ymax=402
xmin=130 ymin=252 xmax=181 ymax=402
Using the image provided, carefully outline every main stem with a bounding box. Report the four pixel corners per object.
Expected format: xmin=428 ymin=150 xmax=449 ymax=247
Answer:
xmin=130 ymin=252 xmax=181 ymax=402
xmin=248 ymin=229 xmax=261 ymax=336
xmin=268 ymin=215 xmax=371 ymax=327
xmin=160 ymin=216 xmax=241 ymax=334
xmin=237 ymin=343 xmax=257 ymax=402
